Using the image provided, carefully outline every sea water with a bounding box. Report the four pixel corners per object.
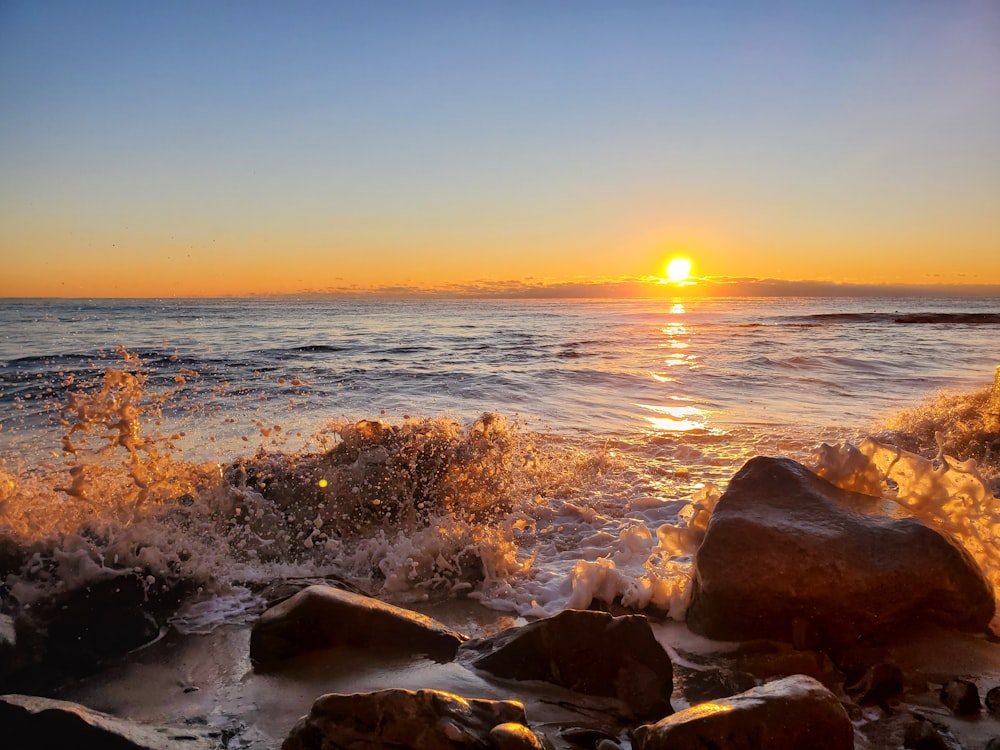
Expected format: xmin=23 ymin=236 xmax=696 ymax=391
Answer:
xmin=0 ymin=296 xmax=998 ymax=631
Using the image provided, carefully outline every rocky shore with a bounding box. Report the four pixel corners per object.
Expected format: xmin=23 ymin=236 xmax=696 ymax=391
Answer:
xmin=2 ymin=455 xmax=1000 ymax=749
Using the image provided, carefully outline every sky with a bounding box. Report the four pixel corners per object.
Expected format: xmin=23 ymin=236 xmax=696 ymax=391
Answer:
xmin=1 ymin=0 xmax=998 ymax=298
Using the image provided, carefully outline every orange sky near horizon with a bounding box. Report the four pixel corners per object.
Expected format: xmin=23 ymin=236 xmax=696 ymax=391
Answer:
xmin=2 ymin=2 xmax=999 ymax=298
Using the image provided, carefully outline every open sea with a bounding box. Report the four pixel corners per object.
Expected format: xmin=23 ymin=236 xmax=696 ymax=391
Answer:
xmin=1 ymin=296 xmax=999 ymax=631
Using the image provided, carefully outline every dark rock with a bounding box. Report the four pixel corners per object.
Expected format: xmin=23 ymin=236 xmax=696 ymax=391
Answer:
xmin=686 ymin=457 xmax=994 ymax=643
xmin=986 ymin=738 xmax=1000 ymax=750
xmin=632 ymin=674 xmax=853 ymax=750
xmin=902 ymin=718 xmax=948 ymax=750
xmin=0 ymin=535 xmax=30 ymax=579
xmin=464 ymin=609 xmax=673 ymax=720
xmin=558 ymin=727 xmax=620 ymax=749
xmin=939 ymin=678 xmax=981 ymax=715
xmin=281 ymin=688 xmax=530 ymax=750
xmin=9 ymin=569 xmax=188 ymax=684
xmin=0 ymin=693 xmax=218 ymax=750
xmin=846 ymin=662 xmax=904 ymax=706
xmin=986 ymin=685 xmax=1000 ymax=713
xmin=43 ymin=571 xmax=160 ymax=671
xmin=250 ymin=584 xmax=466 ymax=667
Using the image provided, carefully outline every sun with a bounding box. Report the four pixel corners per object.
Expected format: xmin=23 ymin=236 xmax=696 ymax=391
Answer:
xmin=665 ymin=257 xmax=692 ymax=283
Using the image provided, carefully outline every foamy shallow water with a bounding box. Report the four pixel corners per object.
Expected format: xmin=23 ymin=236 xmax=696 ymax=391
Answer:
xmin=0 ymin=297 xmax=998 ymax=631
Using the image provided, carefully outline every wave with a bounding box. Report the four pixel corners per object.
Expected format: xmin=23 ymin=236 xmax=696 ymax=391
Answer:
xmin=785 ymin=312 xmax=1000 ymax=326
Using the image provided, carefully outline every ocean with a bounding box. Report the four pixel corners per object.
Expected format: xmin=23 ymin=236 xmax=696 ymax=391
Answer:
xmin=1 ymin=296 xmax=999 ymax=632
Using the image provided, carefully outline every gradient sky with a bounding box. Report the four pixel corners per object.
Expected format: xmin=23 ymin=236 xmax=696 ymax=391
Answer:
xmin=1 ymin=1 xmax=998 ymax=297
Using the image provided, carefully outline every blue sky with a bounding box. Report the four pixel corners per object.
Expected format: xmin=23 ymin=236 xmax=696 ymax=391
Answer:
xmin=1 ymin=1 xmax=998 ymax=296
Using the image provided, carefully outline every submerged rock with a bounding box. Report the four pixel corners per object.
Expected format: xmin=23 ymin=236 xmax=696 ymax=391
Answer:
xmin=463 ymin=609 xmax=673 ymax=720
xmin=632 ymin=674 xmax=852 ymax=750
xmin=0 ymin=693 xmax=218 ymax=750
xmin=250 ymin=584 xmax=466 ymax=667
xmin=686 ymin=456 xmax=994 ymax=644
xmin=282 ymin=688 xmax=532 ymax=750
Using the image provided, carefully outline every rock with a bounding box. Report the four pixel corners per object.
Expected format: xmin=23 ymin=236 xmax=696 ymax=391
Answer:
xmin=42 ymin=571 xmax=161 ymax=672
xmin=464 ymin=609 xmax=673 ymax=720
xmin=939 ymin=678 xmax=981 ymax=715
xmin=489 ymin=722 xmax=545 ymax=750
xmin=902 ymin=718 xmax=948 ymax=750
xmin=686 ymin=457 xmax=994 ymax=643
xmin=632 ymin=674 xmax=853 ymax=750
xmin=250 ymin=584 xmax=466 ymax=667
xmin=281 ymin=688 xmax=530 ymax=750
xmin=986 ymin=685 xmax=1000 ymax=713
xmin=558 ymin=727 xmax=620 ymax=749
xmin=0 ymin=693 xmax=219 ymax=750
xmin=846 ymin=663 xmax=904 ymax=706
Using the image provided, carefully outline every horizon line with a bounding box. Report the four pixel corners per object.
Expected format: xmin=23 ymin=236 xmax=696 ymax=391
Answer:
xmin=3 ymin=276 xmax=1000 ymax=300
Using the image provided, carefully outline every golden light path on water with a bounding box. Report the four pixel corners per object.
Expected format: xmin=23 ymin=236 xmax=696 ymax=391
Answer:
xmin=640 ymin=302 xmax=710 ymax=434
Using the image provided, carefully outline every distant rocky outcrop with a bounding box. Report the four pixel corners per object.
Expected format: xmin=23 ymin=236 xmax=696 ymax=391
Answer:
xmin=250 ymin=584 xmax=467 ymax=667
xmin=0 ymin=693 xmax=219 ymax=750
xmin=633 ymin=674 xmax=853 ymax=750
xmin=281 ymin=688 xmax=535 ymax=750
xmin=463 ymin=608 xmax=673 ymax=720
xmin=686 ymin=457 xmax=994 ymax=644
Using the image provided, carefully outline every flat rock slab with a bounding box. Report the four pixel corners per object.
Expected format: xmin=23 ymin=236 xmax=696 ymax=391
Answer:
xmin=282 ymin=688 xmax=533 ymax=750
xmin=250 ymin=584 xmax=467 ymax=667
xmin=0 ymin=693 xmax=219 ymax=750
xmin=633 ymin=674 xmax=853 ymax=750
xmin=686 ymin=457 xmax=994 ymax=644
xmin=463 ymin=608 xmax=673 ymax=720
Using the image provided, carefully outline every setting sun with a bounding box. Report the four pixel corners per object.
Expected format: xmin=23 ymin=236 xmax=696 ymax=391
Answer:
xmin=666 ymin=258 xmax=693 ymax=283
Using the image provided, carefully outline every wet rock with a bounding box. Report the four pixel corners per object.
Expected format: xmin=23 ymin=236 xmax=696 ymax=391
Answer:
xmin=939 ymin=678 xmax=981 ymax=715
xmin=686 ymin=457 xmax=994 ymax=643
xmin=558 ymin=727 xmax=620 ymax=749
xmin=464 ymin=609 xmax=673 ymax=720
xmin=902 ymin=718 xmax=948 ymax=750
xmin=250 ymin=584 xmax=466 ymax=667
xmin=43 ymin=571 xmax=160 ymax=670
xmin=0 ymin=693 xmax=218 ymax=750
xmin=489 ymin=722 xmax=545 ymax=750
xmin=986 ymin=685 xmax=1000 ymax=713
xmin=282 ymin=688 xmax=530 ymax=750
xmin=846 ymin=662 xmax=904 ymax=706
xmin=632 ymin=674 xmax=853 ymax=750
xmin=10 ymin=569 xmax=187 ymax=683
xmin=0 ymin=614 xmax=15 ymax=687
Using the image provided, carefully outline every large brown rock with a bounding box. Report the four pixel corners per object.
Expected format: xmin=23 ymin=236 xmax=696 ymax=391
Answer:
xmin=282 ymin=688 xmax=533 ymax=750
xmin=0 ymin=693 xmax=218 ymax=750
xmin=464 ymin=608 xmax=673 ymax=720
xmin=686 ymin=457 xmax=994 ymax=644
xmin=633 ymin=674 xmax=852 ymax=750
xmin=250 ymin=585 xmax=466 ymax=667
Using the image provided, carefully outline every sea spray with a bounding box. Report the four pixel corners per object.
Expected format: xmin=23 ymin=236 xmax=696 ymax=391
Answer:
xmin=1 ymin=351 xmax=654 ymax=629
xmin=812 ymin=436 xmax=1000 ymax=629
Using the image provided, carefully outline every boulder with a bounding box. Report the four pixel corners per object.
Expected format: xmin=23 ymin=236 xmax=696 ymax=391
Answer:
xmin=489 ymin=722 xmax=546 ymax=750
xmin=686 ymin=457 xmax=994 ymax=643
xmin=250 ymin=585 xmax=466 ymax=667
xmin=939 ymin=678 xmax=981 ymax=715
xmin=0 ymin=693 xmax=218 ymax=750
xmin=464 ymin=609 xmax=673 ymax=720
xmin=903 ymin=719 xmax=948 ymax=750
xmin=632 ymin=674 xmax=853 ymax=750
xmin=845 ymin=663 xmax=904 ymax=706
xmin=281 ymin=688 xmax=532 ymax=750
